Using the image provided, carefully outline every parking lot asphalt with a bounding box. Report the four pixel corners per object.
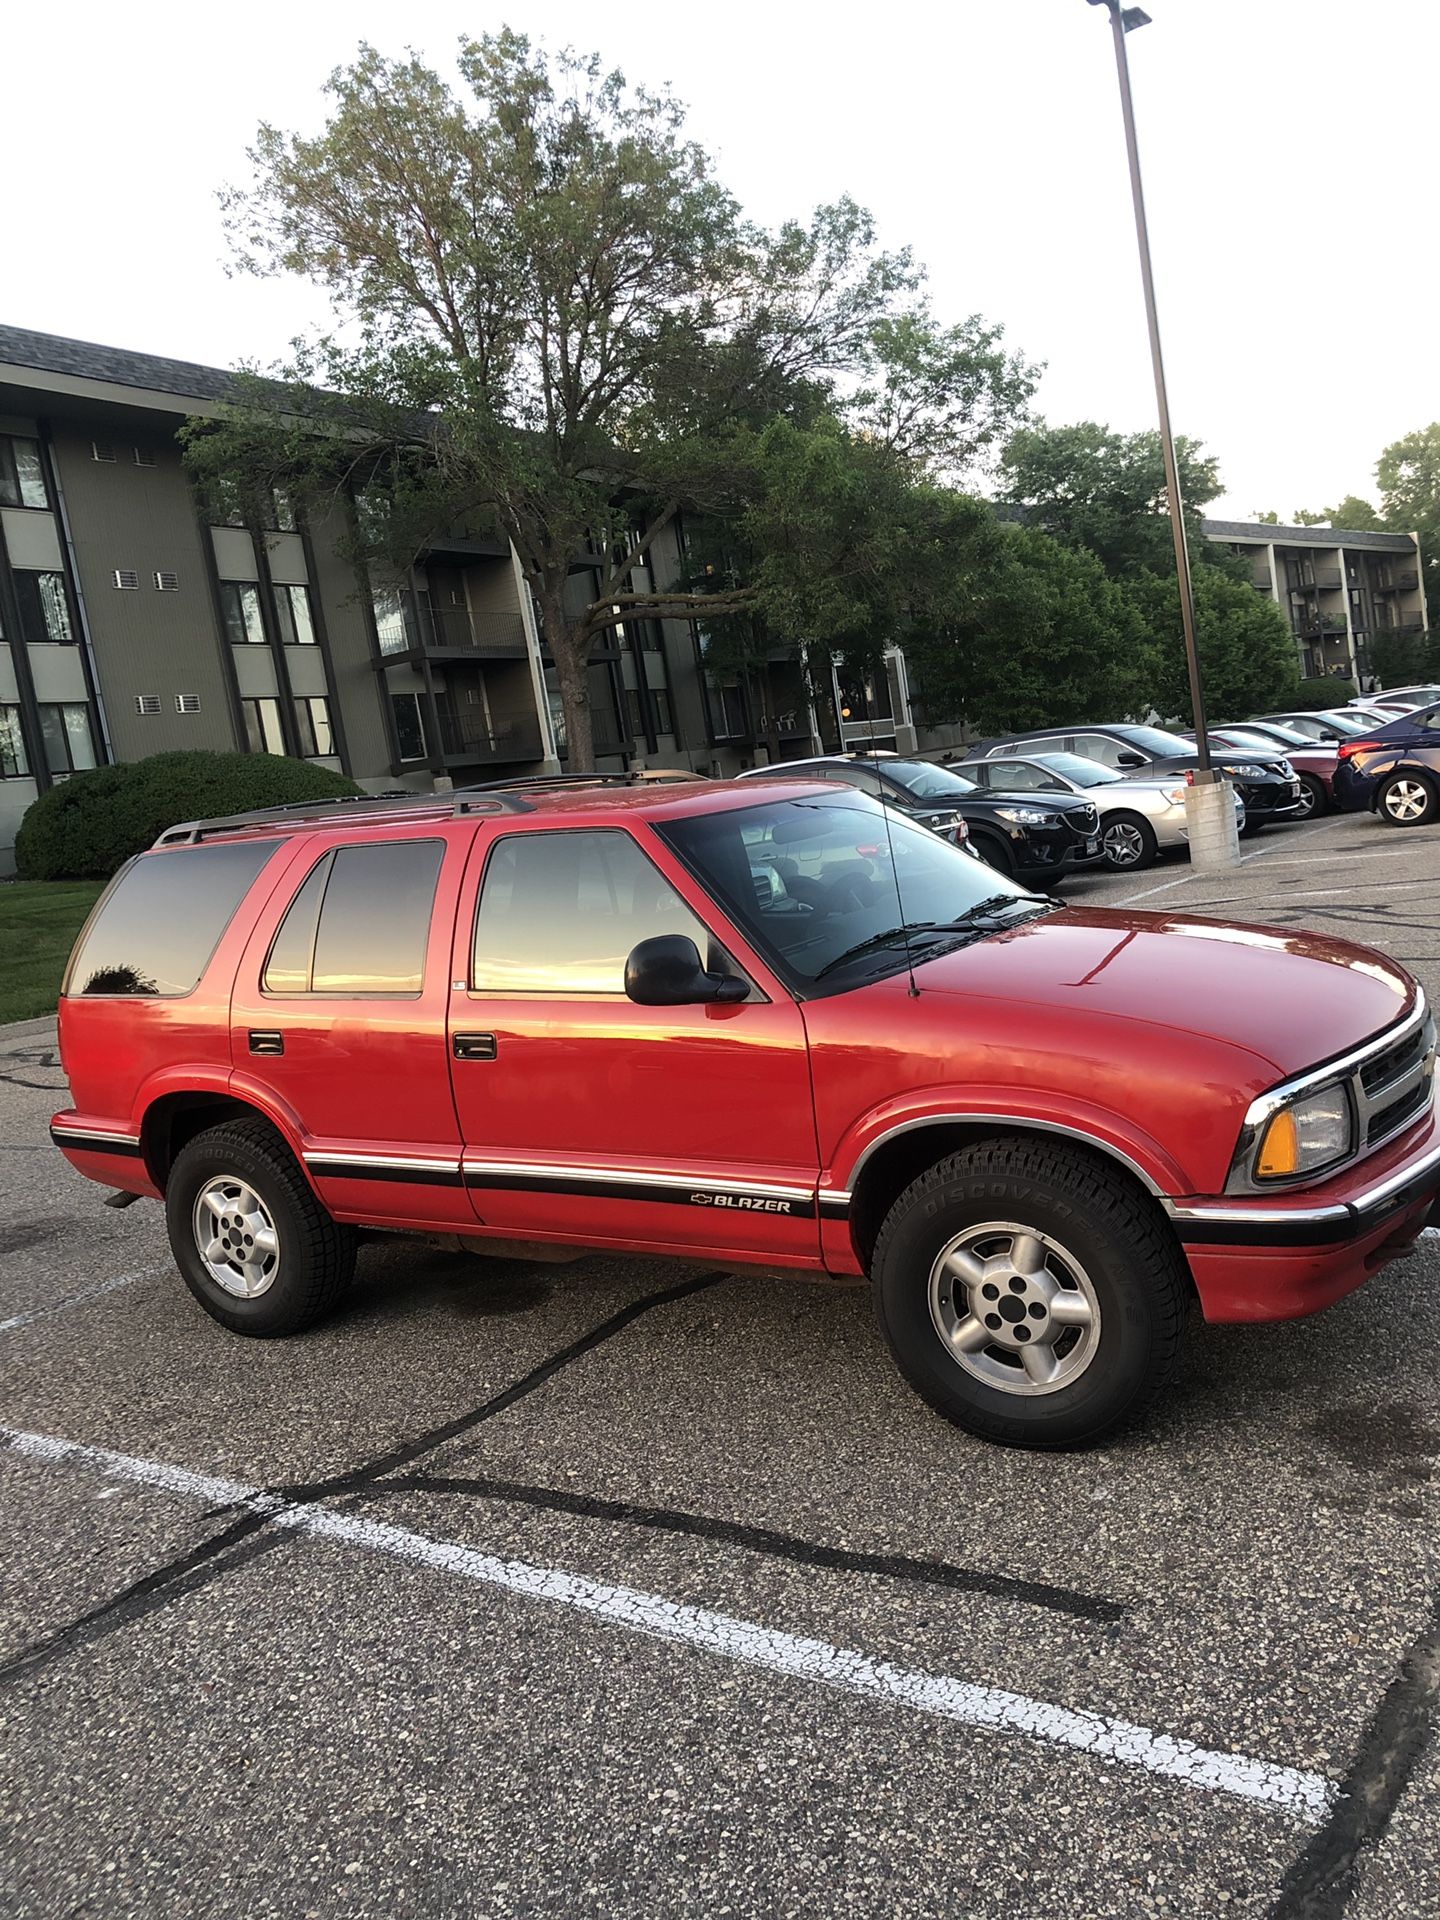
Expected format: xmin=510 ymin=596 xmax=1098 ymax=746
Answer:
xmin=3 ymin=807 xmax=1440 ymax=1918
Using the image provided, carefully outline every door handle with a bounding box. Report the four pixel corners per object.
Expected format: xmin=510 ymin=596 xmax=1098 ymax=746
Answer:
xmin=248 ymin=1030 xmax=284 ymax=1056
xmin=453 ymin=1032 xmax=498 ymax=1061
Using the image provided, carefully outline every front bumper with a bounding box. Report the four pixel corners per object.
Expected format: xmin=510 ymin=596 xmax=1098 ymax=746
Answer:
xmin=1166 ymin=1118 xmax=1440 ymax=1322
xmin=1236 ymin=777 xmax=1306 ymax=821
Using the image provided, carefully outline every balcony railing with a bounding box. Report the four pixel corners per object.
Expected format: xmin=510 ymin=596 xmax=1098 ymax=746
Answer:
xmin=1373 ymin=572 xmax=1420 ymax=594
xmin=433 ymin=706 xmax=544 ymax=762
xmin=374 ymin=589 xmax=530 ymax=658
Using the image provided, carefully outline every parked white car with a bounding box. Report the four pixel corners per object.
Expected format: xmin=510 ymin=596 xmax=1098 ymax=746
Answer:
xmin=957 ymin=750 xmax=1244 ymax=872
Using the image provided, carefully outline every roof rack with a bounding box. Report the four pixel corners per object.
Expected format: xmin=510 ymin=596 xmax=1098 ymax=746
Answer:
xmin=150 ymin=770 xmax=693 ymax=848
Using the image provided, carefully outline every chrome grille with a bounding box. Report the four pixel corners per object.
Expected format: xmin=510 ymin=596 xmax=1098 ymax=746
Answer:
xmin=1361 ymin=1016 xmax=1435 ymax=1147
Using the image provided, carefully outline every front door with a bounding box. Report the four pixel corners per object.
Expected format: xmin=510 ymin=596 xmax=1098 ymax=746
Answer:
xmin=446 ymin=822 xmax=821 ymax=1265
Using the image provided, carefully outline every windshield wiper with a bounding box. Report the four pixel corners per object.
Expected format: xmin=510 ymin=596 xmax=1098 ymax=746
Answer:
xmin=960 ymin=891 xmax=1054 ymax=919
xmin=814 ymin=922 xmax=942 ymax=980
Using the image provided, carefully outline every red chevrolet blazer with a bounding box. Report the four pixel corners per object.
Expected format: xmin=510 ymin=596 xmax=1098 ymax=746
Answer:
xmin=52 ymin=775 xmax=1440 ymax=1448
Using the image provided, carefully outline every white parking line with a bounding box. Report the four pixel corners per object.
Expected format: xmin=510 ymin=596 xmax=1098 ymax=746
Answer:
xmin=1 ymin=1425 xmax=1334 ymax=1823
xmin=0 ymin=1266 xmax=165 ymax=1335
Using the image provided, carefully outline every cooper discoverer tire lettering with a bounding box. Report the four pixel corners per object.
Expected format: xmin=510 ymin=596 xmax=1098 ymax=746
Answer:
xmin=166 ymin=1119 xmax=357 ymax=1335
xmin=871 ymin=1137 xmax=1186 ymax=1448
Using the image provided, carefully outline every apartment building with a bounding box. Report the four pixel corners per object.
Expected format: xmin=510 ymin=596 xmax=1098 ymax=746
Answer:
xmin=1204 ymin=518 xmax=1430 ymax=687
xmin=2 ymin=324 xmax=866 ymax=871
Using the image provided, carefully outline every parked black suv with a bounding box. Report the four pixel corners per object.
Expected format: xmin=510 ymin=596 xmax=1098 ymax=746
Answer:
xmin=736 ymin=754 xmax=1105 ymax=886
xmin=972 ymin=723 xmax=1304 ymax=830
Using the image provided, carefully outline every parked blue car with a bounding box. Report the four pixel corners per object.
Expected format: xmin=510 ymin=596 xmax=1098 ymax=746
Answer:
xmin=1333 ymin=701 xmax=1440 ymax=825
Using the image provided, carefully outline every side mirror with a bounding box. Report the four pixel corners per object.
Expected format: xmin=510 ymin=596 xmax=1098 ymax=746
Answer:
xmin=624 ymin=935 xmax=748 ymax=1007
xmin=1116 ymin=751 xmax=1146 ymax=768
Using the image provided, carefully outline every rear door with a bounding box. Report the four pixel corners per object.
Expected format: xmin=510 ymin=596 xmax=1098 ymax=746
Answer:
xmin=230 ymin=825 xmax=474 ymax=1228
xmin=446 ymin=820 xmax=821 ymax=1265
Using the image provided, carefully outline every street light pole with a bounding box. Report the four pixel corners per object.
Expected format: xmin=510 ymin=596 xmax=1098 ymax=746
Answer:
xmin=1088 ymin=0 xmax=1213 ymax=780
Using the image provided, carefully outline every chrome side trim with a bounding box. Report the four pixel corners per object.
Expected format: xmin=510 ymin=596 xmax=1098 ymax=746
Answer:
xmin=1164 ymin=1199 xmax=1351 ymax=1229
xmin=1351 ymin=1136 xmax=1440 ymax=1213
xmin=843 ymin=1115 xmax=1167 ymax=1197
xmin=461 ymin=1159 xmax=813 ymax=1202
xmin=1239 ymin=991 xmax=1427 ymax=1132
xmin=51 ymin=1124 xmax=142 ymax=1148
xmin=303 ymin=1150 xmax=460 ymax=1175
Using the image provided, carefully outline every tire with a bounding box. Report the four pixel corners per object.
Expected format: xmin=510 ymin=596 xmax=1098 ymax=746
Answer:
xmin=166 ymin=1119 xmax=357 ymax=1335
xmin=1294 ymin=774 xmax=1328 ymax=820
xmin=871 ymin=1137 xmax=1186 ymax=1449
xmin=1378 ymin=772 xmax=1437 ymax=829
xmin=1100 ymin=812 xmax=1157 ymax=872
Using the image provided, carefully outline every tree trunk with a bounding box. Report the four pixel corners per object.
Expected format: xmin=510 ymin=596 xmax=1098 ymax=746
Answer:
xmin=547 ymin=612 xmax=595 ymax=772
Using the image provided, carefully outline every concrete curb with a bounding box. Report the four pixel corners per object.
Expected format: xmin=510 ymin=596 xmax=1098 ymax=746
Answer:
xmin=0 ymin=1014 xmax=59 ymax=1042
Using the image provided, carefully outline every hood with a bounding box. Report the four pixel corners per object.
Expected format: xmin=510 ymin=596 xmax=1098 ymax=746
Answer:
xmin=906 ymin=905 xmax=1414 ymax=1078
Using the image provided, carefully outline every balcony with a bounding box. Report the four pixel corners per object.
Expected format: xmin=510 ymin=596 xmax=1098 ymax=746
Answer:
xmin=374 ymin=589 xmax=529 ymax=660
xmin=433 ymin=704 xmax=544 ymax=764
xmin=1373 ymin=572 xmax=1420 ymax=594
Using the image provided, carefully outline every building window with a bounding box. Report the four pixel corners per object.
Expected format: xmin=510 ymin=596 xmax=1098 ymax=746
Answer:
xmin=13 ymin=571 xmax=73 ymax=645
xmin=0 ymin=436 xmax=48 ymax=510
xmin=293 ymin=696 xmax=334 ymax=759
xmin=0 ymin=706 xmax=28 ymax=777
xmin=219 ymin=581 xmax=266 ymax=646
xmin=267 ymin=488 xmax=297 ymax=532
xmin=242 ymin=698 xmax=286 ymax=756
xmin=38 ymin=704 xmax=98 ymax=776
xmin=626 ymin=688 xmax=645 ymax=738
xmin=372 ymin=590 xmax=410 ymax=657
xmin=391 ymin=692 xmax=428 ymax=762
xmin=274 ymin=583 xmax=317 ymax=645
xmin=652 ymin=689 xmax=674 ymax=735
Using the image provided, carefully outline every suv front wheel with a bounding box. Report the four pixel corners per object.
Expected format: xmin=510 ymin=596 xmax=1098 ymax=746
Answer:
xmin=166 ymin=1119 xmax=357 ymax=1335
xmin=872 ymin=1138 xmax=1186 ymax=1447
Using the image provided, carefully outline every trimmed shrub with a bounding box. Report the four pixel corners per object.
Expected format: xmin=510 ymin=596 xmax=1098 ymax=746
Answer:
xmin=15 ymin=751 xmax=361 ymax=881
xmin=1285 ymin=676 xmax=1357 ymax=711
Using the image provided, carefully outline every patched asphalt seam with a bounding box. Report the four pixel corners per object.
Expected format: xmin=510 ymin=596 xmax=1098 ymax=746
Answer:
xmin=387 ymin=1469 xmax=1126 ymax=1623
xmin=1268 ymin=1594 xmax=1440 ymax=1918
xmin=0 ymin=1271 xmax=726 ymax=1687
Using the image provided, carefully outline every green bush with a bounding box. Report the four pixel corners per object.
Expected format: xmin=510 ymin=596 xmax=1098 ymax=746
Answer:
xmin=15 ymin=751 xmax=361 ymax=881
xmin=1285 ymin=676 xmax=1357 ymax=711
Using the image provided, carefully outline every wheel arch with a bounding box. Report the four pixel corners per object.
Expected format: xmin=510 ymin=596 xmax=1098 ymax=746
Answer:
xmin=140 ymin=1090 xmax=304 ymax=1194
xmin=842 ymin=1114 xmax=1181 ymax=1275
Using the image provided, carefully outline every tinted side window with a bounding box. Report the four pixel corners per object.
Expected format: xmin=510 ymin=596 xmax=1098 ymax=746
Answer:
xmin=266 ymin=840 xmax=444 ymax=995
xmin=1073 ymin=733 xmax=1127 ymax=770
xmin=66 ymin=841 xmax=279 ymax=998
xmin=472 ymin=830 xmax=711 ymax=995
xmin=828 ymin=765 xmax=885 ymax=795
xmin=990 ymin=762 xmax=1048 ymax=791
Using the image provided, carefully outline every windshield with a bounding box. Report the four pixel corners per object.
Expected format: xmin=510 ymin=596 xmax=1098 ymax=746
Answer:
xmin=659 ymin=796 xmax=1040 ymax=988
xmin=1111 ymin=725 xmax=1195 ymax=757
xmin=1240 ymin=722 xmax=1311 ymax=748
xmin=1026 ymin=753 xmax=1122 ymax=787
xmin=878 ymin=759 xmax=979 ymax=801
xmin=1215 ymin=729 xmax=1285 ymax=753
xmin=1311 ymin=710 xmax=1372 ymax=736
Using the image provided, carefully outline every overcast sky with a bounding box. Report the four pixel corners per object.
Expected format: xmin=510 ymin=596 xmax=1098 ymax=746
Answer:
xmin=10 ymin=0 xmax=1437 ymax=521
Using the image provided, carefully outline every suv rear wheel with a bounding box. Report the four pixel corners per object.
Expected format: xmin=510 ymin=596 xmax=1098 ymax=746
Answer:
xmin=166 ymin=1119 xmax=357 ymax=1335
xmin=871 ymin=1138 xmax=1186 ymax=1448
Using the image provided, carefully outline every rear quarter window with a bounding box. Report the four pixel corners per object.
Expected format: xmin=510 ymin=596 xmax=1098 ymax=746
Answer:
xmin=65 ymin=841 xmax=280 ymax=998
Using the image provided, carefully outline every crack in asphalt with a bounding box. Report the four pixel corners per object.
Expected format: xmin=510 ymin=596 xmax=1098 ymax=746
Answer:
xmin=0 ymin=1271 xmax=726 ymax=1689
xmin=1268 ymin=1595 xmax=1440 ymax=1918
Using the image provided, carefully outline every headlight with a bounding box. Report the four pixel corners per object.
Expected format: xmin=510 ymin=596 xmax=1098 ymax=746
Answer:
xmin=1254 ymin=1084 xmax=1355 ymax=1180
xmin=1278 ymin=760 xmax=1294 ymax=778
xmin=1163 ymin=786 xmax=1187 ymax=804
xmin=1222 ymin=763 xmax=1268 ymax=780
xmin=995 ymin=806 xmax=1056 ymax=826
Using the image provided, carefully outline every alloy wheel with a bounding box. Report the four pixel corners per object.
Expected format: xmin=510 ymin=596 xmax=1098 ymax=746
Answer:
xmin=1384 ymin=779 xmax=1431 ymax=824
xmin=928 ymin=1221 xmax=1102 ymax=1396
xmin=193 ymin=1176 xmax=281 ymax=1298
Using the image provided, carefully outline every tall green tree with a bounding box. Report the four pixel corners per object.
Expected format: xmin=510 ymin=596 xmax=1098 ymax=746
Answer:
xmin=901 ymin=521 xmax=1153 ymax=736
xmin=1131 ymin=565 xmax=1299 ymax=722
xmin=191 ymin=31 xmax=1036 ymax=767
xmin=1288 ymin=496 xmax=1385 ymax=531
xmin=997 ymin=421 xmax=1222 ymax=578
xmin=1377 ymin=423 xmax=1440 ymax=628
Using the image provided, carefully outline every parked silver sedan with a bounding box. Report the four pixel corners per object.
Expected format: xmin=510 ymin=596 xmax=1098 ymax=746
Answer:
xmin=957 ymin=750 xmax=1245 ymax=872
